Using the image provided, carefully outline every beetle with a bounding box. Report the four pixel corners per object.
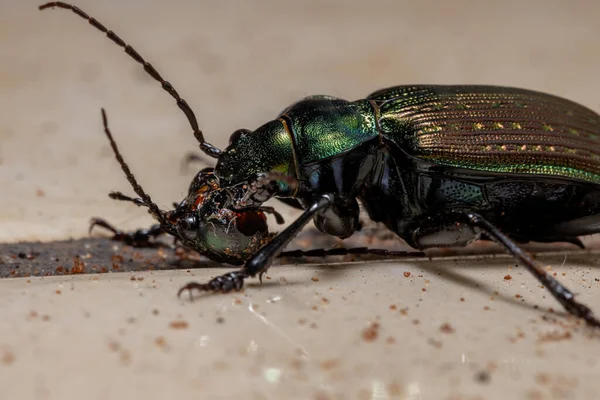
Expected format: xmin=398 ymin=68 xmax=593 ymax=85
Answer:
xmin=39 ymin=2 xmax=600 ymax=327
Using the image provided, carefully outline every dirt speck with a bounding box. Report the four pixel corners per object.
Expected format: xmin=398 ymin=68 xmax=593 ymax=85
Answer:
xmin=504 ymin=274 xmax=512 ymax=280
xmin=320 ymin=359 xmax=340 ymax=370
xmin=362 ymin=322 xmax=380 ymax=342
xmin=120 ymin=349 xmax=131 ymax=365
xmin=427 ymin=338 xmax=443 ymax=349
xmin=108 ymin=340 xmax=121 ymax=352
xmin=389 ymin=304 xmax=397 ymax=310
xmin=55 ymin=290 xmax=61 ymax=295
xmin=2 ymin=349 xmax=15 ymax=365
xmin=71 ymin=258 xmax=85 ymax=274
xmin=474 ymin=370 xmax=490 ymax=384
xmin=535 ymin=373 xmax=550 ymax=385
xmin=151 ymin=309 xmax=160 ymax=316
xmin=403 ymin=271 xmax=411 ymax=278
xmin=216 ymin=316 xmax=225 ymax=324
xmin=35 ymin=189 xmax=45 ymax=197
xmin=155 ymin=336 xmax=168 ymax=350
xmin=311 ymin=276 xmax=319 ymax=282
xmin=387 ymin=382 xmax=402 ymax=396
xmin=169 ymin=320 xmax=189 ymax=330
xmin=537 ymin=330 xmax=572 ymax=344
xmin=439 ymin=323 xmax=455 ymax=334
xmin=385 ymin=336 xmax=396 ymax=344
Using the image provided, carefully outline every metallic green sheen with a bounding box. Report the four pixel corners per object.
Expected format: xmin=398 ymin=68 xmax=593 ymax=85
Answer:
xmin=217 ymin=119 xmax=294 ymax=184
xmin=281 ymin=98 xmax=379 ymax=165
xmin=369 ymin=85 xmax=600 ymax=185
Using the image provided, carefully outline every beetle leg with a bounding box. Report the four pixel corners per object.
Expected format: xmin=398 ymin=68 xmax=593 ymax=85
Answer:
xmin=278 ymin=247 xmax=425 ymax=258
xmin=178 ymin=194 xmax=335 ymax=297
xmin=256 ymin=206 xmax=286 ymax=224
xmin=89 ymin=218 xmax=165 ymax=248
xmin=411 ymin=211 xmax=600 ymax=328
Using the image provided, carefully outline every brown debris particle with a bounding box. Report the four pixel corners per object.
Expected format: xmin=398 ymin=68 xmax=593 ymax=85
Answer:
xmin=537 ymin=330 xmax=572 ymax=344
xmin=111 ymin=254 xmax=124 ymax=263
xmin=35 ymin=189 xmax=45 ymax=197
xmin=427 ymin=338 xmax=443 ymax=349
xmin=320 ymin=359 xmax=340 ymax=370
xmin=439 ymin=323 xmax=455 ymax=334
xmin=169 ymin=320 xmax=189 ymax=330
xmin=151 ymin=309 xmax=160 ymax=316
xmin=389 ymin=304 xmax=397 ymax=310
xmin=71 ymin=258 xmax=85 ymax=274
xmin=311 ymin=276 xmax=319 ymax=282
xmin=504 ymin=274 xmax=512 ymax=280
xmin=535 ymin=373 xmax=550 ymax=385
xmin=362 ymin=322 xmax=380 ymax=342
xmin=474 ymin=370 xmax=490 ymax=384
xmin=154 ymin=336 xmax=168 ymax=350
xmin=2 ymin=349 xmax=15 ymax=365
xmin=55 ymin=290 xmax=61 ymax=295
xmin=297 ymin=318 xmax=307 ymax=326
xmin=421 ymin=288 xmax=426 ymax=292
xmin=42 ymin=315 xmax=51 ymax=321
xmin=120 ymin=349 xmax=131 ymax=365
xmin=403 ymin=272 xmax=411 ymax=278
xmin=108 ymin=340 xmax=121 ymax=352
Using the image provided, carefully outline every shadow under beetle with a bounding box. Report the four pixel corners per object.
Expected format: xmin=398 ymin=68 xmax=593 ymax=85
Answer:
xmin=40 ymin=2 xmax=600 ymax=327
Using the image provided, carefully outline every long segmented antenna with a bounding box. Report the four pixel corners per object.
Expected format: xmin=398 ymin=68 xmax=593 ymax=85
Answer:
xmin=101 ymin=108 xmax=172 ymax=230
xmin=39 ymin=2 xmax=222 ymax=158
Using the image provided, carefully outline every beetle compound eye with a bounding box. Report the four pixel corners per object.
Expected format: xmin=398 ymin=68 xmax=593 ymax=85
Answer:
xmin=235 ymin=211 xmax=268 ymax=236
xmin=177 ymin=215 xmax=199 ymax=241
xmin=229 ymin=129 xmax=251 ymax=144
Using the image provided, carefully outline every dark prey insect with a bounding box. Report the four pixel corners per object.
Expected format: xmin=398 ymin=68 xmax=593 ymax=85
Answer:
xmin=40 ymin=2 xmax=600 ymax=327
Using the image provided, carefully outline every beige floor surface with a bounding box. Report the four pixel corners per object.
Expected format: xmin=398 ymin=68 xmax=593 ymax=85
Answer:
xmin=2 ymin=0 xmax=600 ymax=399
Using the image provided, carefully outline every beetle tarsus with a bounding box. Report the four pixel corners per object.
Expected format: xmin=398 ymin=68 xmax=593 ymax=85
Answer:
xmin=89 ymin=218 xmax=165 ymax=247
xmin=178 ymin=271 xmax=248 ymax=298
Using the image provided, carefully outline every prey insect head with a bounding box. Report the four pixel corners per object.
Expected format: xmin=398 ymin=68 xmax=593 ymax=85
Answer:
xmin=172 ymin=177 xmax=275 ymax=265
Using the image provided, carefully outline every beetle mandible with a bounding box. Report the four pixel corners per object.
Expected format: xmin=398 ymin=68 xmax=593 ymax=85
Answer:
xmin=39 ymin=2 xmax=600 ymax=327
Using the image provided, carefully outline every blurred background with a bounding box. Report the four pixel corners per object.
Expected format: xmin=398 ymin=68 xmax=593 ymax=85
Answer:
xmin=2 ymin=0 xmax=600 ymax=242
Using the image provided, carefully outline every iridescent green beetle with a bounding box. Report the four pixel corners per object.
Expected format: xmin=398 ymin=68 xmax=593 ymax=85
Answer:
xmin=40 ymin=2 xmax=600 ymax=327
